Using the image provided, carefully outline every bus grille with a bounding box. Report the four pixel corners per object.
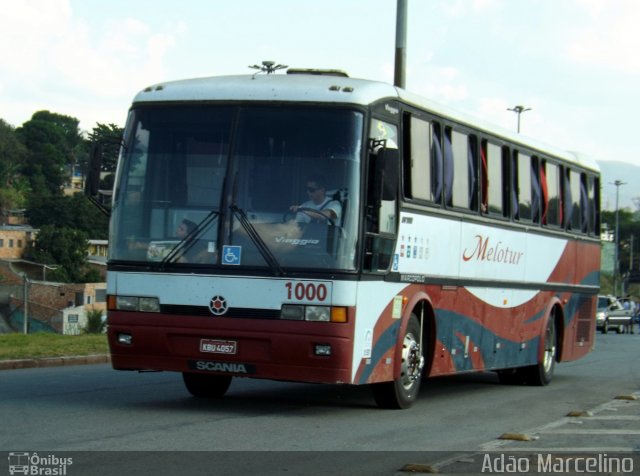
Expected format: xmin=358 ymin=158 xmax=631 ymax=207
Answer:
xmin=160 ymin=304 xmax=281 ymax=319
xmin=575 ymin=297 xmax=594 ymax=343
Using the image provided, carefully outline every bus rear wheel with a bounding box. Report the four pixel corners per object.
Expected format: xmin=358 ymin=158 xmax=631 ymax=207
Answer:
xmin=521 ymin=316 xmax=557 ymax=386
xmin=372 ymin=316 xmax=424 ymax=409
xmin=497 ymin=316 xmax=557 ymax=386
xmin=182 ymin=372 xmax=232 ymax=398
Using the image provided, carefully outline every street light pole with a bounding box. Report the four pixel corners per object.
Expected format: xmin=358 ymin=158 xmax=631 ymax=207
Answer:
xmin=507 ymin=105 xmax=531 ymax=133
xmin=613 ymin=179 xmax=626 ymax=296
xmin=394 ymin=0 xmax=408 ymax=89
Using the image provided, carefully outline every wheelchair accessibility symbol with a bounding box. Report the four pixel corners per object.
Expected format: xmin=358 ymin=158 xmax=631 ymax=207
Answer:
xmin=222 ymin=245 xmax=242 ymax=265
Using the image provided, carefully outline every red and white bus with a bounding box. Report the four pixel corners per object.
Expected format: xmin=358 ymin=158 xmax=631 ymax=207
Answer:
xmin=92 ymin=68 xmax=600 ymax=409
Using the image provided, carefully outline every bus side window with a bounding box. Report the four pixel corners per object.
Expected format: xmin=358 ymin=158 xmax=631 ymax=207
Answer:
xmin=588 ymin=175 xmax=600 ymax=236
xmin=514 ymin=151 xmax=533 ymax=222
xmin=531 ymin=156 xmax=542 ymax=224
xmin=431 ymin=122 xmax=443 ymax=205
xmin=404 ymin=115 xmax=432 ymax=202
xmin=579 ymin=172 xmax=589 ymax=234
xmin=443 ymin=127 xmax=453 ymax=207
xmin=468 ymin=135 xmax=479 ymax=212
xmin=449 ymin=128 xmax=474 ymax=210
xmin=568 ymin=169 xmax=583 ymax=232
xmin=480 ymin=140 xmax=488 ymax=214
xmin=511 ymin=150 xmax=519 ymax=220
xmin=485 ymin=141 xmax=505 ymax=216
xmin=542 ymin=161 xmax=562 ymax=227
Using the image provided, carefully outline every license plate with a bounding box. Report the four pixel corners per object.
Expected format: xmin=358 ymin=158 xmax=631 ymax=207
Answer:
xmin=200 ymin=339 xmax=237 ymax=355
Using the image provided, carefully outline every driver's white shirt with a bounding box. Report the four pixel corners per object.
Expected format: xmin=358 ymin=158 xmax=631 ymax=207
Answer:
xmin=296 ymin=198 xmax=341 ymax=224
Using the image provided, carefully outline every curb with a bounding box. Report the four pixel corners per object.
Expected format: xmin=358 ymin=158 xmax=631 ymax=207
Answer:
xmin=0 ymin=354 xmax=111 ymax=371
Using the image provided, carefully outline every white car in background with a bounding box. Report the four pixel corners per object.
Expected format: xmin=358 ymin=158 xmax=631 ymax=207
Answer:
xmin=596 ymin=295 xmax=635 ymax=334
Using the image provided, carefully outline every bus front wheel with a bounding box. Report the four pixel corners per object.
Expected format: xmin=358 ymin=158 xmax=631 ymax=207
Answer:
xmin=372 ymin=316 xmax=424 ymax=409
xmin=182 ymin=372 xmax=232 ymax=398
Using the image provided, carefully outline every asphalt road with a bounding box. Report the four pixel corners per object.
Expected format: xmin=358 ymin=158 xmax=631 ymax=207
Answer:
xmin=1 ymin=331 xmax=639 ymax=475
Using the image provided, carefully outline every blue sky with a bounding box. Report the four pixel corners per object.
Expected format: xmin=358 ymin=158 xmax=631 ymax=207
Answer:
xmin=1 ymin=0 xmax=639 ymax=170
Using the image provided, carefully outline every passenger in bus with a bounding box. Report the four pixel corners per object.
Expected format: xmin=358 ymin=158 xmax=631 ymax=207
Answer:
xmin=176 ymin=218 xmax=210 ymax=263
xmin=289 ymin=174 xmax=341 ymax=225
xmin=176 ymin=219 xmax=197 ymax=240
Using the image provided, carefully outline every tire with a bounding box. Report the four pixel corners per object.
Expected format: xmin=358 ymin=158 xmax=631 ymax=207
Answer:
xmin=182 ymin=372 xmax=232 ymax=398
xmin=372 ymin=316 xmax=424 ymax=409
xmin=521 ymin=316 xmax=557 ymax=386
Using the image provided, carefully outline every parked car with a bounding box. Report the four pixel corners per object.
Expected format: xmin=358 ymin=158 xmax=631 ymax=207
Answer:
xmin=596 ymin=295 xmax=635 ymax=334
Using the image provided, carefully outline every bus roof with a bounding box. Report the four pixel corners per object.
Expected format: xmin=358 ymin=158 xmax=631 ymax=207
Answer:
xmin=133 ymin=73 xmax=599 ymax=173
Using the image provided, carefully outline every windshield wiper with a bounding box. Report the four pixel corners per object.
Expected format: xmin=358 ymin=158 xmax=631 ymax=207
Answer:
xmin=229 ymin=204 xmax=285 ymax=277
xmin=160 ymin=209 xmax=220 ymax=267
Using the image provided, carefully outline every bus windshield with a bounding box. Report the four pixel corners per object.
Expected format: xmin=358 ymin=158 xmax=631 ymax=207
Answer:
xmin=110 ymin=105 xmax=363 ymax=272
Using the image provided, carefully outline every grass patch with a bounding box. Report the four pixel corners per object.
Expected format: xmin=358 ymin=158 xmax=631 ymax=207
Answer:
xmin=0 ymin=333 xmax=109 ymax=360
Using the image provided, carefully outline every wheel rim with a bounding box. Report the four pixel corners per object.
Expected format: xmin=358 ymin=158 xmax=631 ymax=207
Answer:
xmin=542 ymin=320 xmax=556 ymax=374
xmin=400 ymin=331 xmax=423 ymax=390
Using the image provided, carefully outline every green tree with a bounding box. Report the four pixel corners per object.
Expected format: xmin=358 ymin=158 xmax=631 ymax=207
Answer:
xmin=17 ymin=111 xmax=83 ymax=197
xmin=27 ymin=193 xmax=108 ymax=239
xmin=0 ymin=119 xmax=29 ymax=217
xmin=26 ymin=225 xmax=92 ymax=282
xmin=86 ymin=122 xmax=123 ymax=174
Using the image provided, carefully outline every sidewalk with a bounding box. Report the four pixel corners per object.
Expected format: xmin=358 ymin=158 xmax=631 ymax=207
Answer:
xmin=0 ymin=354 xmax=110 ymax=371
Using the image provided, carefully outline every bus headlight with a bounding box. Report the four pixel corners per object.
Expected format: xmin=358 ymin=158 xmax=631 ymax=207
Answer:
xmin=280 ymin=304 xmax=305 ymax=320
xmin=139 ymin=297 xmax=161 ymax=312
xmin=305 ymin=306 xmax=330 ymax=322
xmin=108 ymin=295 xmax=160 ymax=313
xmin=115 ymin=296 xmax=138 ymax=311
xmin=280 ymin=305 xmax=347 ymax=323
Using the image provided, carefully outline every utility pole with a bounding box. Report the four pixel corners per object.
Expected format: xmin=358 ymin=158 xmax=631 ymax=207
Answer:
xmin=613 ymin=179 xmax=626 ymax=296
xmin=23 ymin=273 xmax=29 ymax=334
xmin=394 ymin=0 xmax=407 ymax=88
xmin=630 ymin=234 xmax=634 ymax=271
xmin=507 ymin=105 xmax=531 ymax=133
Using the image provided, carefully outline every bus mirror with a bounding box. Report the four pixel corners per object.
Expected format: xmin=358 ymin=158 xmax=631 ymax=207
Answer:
xmin=376 ymin=148 xmax=399 ymax=201
xmin=85 ymin=142 xmax=103 ymax=197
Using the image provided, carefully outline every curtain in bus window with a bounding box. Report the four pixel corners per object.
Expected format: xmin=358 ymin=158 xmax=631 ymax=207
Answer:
xmin=517 ymin=153 xmax=534 ymax=222
xmin=588 ymin=176 xmax=600 ymax=234
xmin=540 ymin=163 xmax=548 ymax=225
xmin=467 ymin=136 xmax=477 ymax=210
xmin=480 ymin=142 xmax=488 ymax=213
xmin=451 ymin=130 xmax=470 ymax=209
xmin=544 ymin=163 xmax=562 ymax=227
xmin=486 ymin=142 xmax=503 ymax=215
xmin=409 ymin=116 xmax=431 ymax=201
xmin=443 ymin=129 xmax=453 ymax=207
xmin=565 ymin=170 xmax=574 ymax=229
xmin=580 ymin=175 xmax=589 ymax=233
xmin=511 ymin=153 xmax=519 ymax=220
xmin=531 ymin=158 xmax=541 ymax=224
xmin=431 ymin=124 xmax=443 ymax=204
xmin=569 ymin=170 xmax=582 ymax=232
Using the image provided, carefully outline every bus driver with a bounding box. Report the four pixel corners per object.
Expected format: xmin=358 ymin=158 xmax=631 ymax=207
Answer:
xmin=289 ymin=174 xmax=341 ymax=225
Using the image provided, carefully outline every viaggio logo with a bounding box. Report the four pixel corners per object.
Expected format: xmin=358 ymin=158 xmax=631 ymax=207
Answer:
xmin=276 ymin=236 xmax=319 ymax=246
